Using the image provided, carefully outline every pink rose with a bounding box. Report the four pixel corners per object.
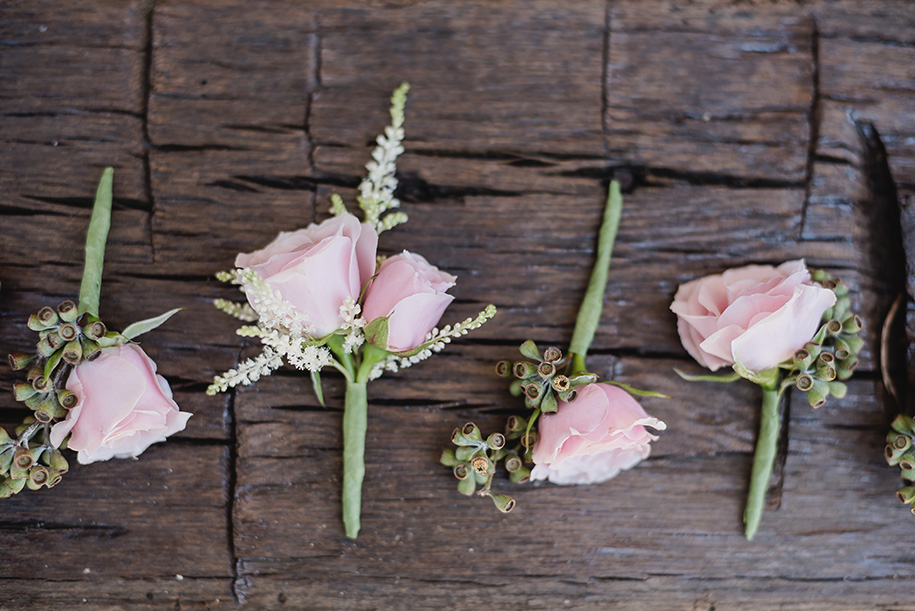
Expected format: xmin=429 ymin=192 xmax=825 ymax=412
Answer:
xmin=530 ymin=383 xmax=666 ymax=485
xmin=49 ymin=344 xmax=192 ymax=465
xmin=236 ymin=213 xmax=378 ymax=337
xmin=670 ymin=260 xmax=836 ymax=373
xmin=362 ymin=250 xmax=456 ymax=352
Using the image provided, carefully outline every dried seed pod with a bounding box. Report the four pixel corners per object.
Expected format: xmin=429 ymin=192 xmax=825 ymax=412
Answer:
xmin=551 ymin=375 xmax=571 ymax=392
xmin=58 ymin=323 xmax=79 ymax=342
xmin=57 ymin=300 xmax=78 ymax=322
xmin=453 ymin=463 xmax=470 ymax=480
xmin=486 ymin=492 xmax=515 ymax=513
xmin=542 ymin=346 xmax=563 ymax=363
xmin=486 ymin=433 xmax=506 ymax=451
xmin=62 ymin=340 xmax=83 ymax=365
xmin=795 ymin=374 xmax=814 ymax=392
xmin=495 ymin=360 xmax=512 ymax=377
xmin=513 ymin=361 xmax=537 ymax=379
xmin=825 ymin=319 xmax=842 ymax=335
xmin=83 ymin=320 xmax=107 ymax=341
xmin=537 ymin=361 xmax=556 ymax=379
xmin=8 ymin=352 xmax=35 ymax=371
xmin=57 ymin=390 xmax=79 ymax=410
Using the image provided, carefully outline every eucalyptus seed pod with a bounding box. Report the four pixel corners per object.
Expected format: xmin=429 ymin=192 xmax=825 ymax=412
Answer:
xmin=833 ymin=296 xmax=851 ymax=320
xmin=887 ymin=444 xmax=903 ymax=466
xmin=461 ymin=422 xmax=482 ymax=443
xmin=892 ymin=415 xmax=915 ymax=435
xmin=505 ymin=415 xmax=526 ymax=436
xmin=57 ymin=389 xmax=79 ymax=410
xmin=33 ymin=410 xmax=52 ymax=424
xmin=551 ymin=375 xmax=571 ymax=393
xmin=27 ymin=465 xmax=49 ymax=490
xmin=83 ymin=320 xmax=107 ymax=341
xmin=558 ymin=388 xmax=578 ymax=403
xmin=826 ymin=381 xmax=847 ymax=399
xmin=36 ymin=336 xmax=56 ymax=358
xmin=495 ymin=360 xmax=512 ymax=377
xmin=8 ymin=477 xmax=26 ymax=494
xmin=520 ymin=431 xmax=538 ymax=449
xmin=13 ymin=381 xmax=37 ymax=402
xmin=513 ymin=361 xmax=537 ymax=379
xmin=58 ymin=323 xmax=79 ymax=342
xmin=37 ymin=306 xmax=59 ymax=327
xmin=518 ymin=339 xmax=541 ymax=361
xmin=470 ymin=454 xmax=494 ymax=476
xmin=811 ymin=269 xmax=830 ymax=284
xmin=8 ymin=352 xmax=35 ymax=371
xmin=24 ymin=393 xmax=45 ymax=410
xmin=843 ymin=335 xmax=864 ymax=355
xmin=824 ymin=319 xmax=842 ymax=335
xmin=45 ymin=449 xmax=68 ymax=474
xmin=504 ymin=455 xmax=523 ymax=473
xmin=62 ymin=339 xmax=83 ymax=365
xmin=46 ymin=471 xmax=63 ymax=488
xmin=11 ymin=448 xmax=35 ymax=479
xmin=816 ymin=364 xmax=837 ymax=382
xmin=837 ymin=358 xmax=858 ymax=381
xmin=842 ymin=314 xmax=863 ymax=334
xmin=795 ymin=374 xmax=815 ymax=392
xmin=832 ymin=338 xmax=851 ymax=360
xmin=818 ymin=351 xmax=835 ymax=366
xmin=540 ymin=390 xmax=558 ymax=414
xmin=486 ymin=492 xmax=515 ymax=513
xmin=440 ymin=448 xmax=459 ymax=467
xmin=81 ymin=339 xmax=102 ymax=361
xmin=806 ymin=379 xmax=829 ymax=409
xmin=486 ymin=432 xmax=506 ymax=451
xmin=31 ymin=374 xmax=52 ymax=394
xmin=452 ymin=463 xmax=470 ymax=480
xmin=450 ymin=426 xmax=478 ymax=447
xmin=793 ymin=348 xmax=814 ymax=370
xmin=542 ymin=346 xmax=563 ymax=363
xmin=804 ymin=341 xmax=822 ymax=360
xmin=0 ymin=448 xmax=14 ymax=475
xmin=898 ymin=486 xmax=915 ymax=505
xmin=0 ymin=481 xmax=13 ymax=499
xmin=509 ymin=465 xmax=531 ymax=484
xmin=455 ymin=446 xmax=478 ymax=462
xmin=537 ymin=361 xmax=556 ymax=379
xmin=57 ymin=300 xmax=78 ymax=322
xmin=457 ymin=474 xmax=476 ymax=496
xmin=568 ymin=372 xmax=599 ymax=387
xmin=898 ymin=451 xmax=915 ymax=472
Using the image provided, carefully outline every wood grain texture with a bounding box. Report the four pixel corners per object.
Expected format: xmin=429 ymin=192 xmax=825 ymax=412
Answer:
xmin=1 ymin=0 xmax=914 ymax=609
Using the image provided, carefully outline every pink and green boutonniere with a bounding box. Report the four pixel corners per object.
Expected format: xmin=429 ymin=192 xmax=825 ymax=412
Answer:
xmin=208 ymin=84 xmax=495 ymax=539
xmin=3 ymin=169 xmax=190 ymax=497
xmin=671 ymin=261 xmax=862 ymax=539
xmin=443 ymin=180 xmax=667 ymax=512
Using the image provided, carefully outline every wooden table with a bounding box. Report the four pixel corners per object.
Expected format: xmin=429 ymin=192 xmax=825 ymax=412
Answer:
xmin=2 ymin=1 xmax=914 ymax=608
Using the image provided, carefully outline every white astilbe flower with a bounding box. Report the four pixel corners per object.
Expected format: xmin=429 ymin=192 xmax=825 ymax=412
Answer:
xmin=237 ymin=268 xmax=314 ymax=338
xmin=213 ymin=298 xmax=259 ymax=322
xmin=358 ymin=83 xmax=410 ymax=233
xmin=368 ymin=305 xmax=497 ymax=381
xmin=206 ymin=347 xmax=284 ymax=395
xmin=339 ymin=297 xmax=366 ymax=354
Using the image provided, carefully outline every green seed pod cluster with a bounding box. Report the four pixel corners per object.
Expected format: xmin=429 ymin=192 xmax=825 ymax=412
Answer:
xmin=498 ymin=340 xmax=595 ymax=413
xmin=0 ymin=419 xmax=69 ymax=498
xmin=886 ymin=415 xmax=915 ymax=514
xmin=780 ymin=271 xmax=863 ymax=409
xmin=3 ymin=301 xmax=118 ymax=498
xmin=442 ymin=422 xmax=517 ymax=512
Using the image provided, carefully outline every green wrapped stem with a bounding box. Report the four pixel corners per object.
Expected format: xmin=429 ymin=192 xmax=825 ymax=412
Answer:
xmin=342 ymin=381 xmax=368 ymax=539
xmin=78 ymin=167 xmax=114 ymax=317
xmin=568 ymin=180 xmax=622 ymax=372
xmin=744 ymin=385 xmax=780 ymax=541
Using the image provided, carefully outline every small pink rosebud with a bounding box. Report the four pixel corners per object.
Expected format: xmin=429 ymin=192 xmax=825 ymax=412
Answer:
xmin=50 ymin=344 xmax=192 ymax=465
xmin=362 ymin=250 xmax=456 ymax=352
xmin=530 ymin=383 xmax=666 ymax=485
xmin=670 ymin=259 xmax=837 ymax=373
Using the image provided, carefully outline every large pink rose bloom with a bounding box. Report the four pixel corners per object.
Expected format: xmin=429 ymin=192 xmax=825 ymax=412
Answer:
xmin=531 ymin=383 xmax=666 ymax=485
xmin=362 ymin=250 xmax=456 ymax=352
xmin=50 ymin=344 xmax=192 ymax=465
xmin=236 ymin=213 xmax=378 ymax=337
xmin=670 ymin=259 xmax=836 ymax=373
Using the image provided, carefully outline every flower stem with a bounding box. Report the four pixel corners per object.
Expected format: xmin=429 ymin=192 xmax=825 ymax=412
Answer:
xmin=78 ymin=167 xmax=114 ymax=317
xmin=744 ymin=383 xmax=780 ymax=541
xmin=342 ymin=380 xmax=368 ymax=539
xmin=568 ymin=180 xmax=622 ymax=372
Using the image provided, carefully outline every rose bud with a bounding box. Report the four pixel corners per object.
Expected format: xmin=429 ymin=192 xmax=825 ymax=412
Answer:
xmin=362 ymin=250 xmax=456 ymax=352
xmin=49 ymin=344 xmax=192 ymax=464
xmin=235 ymin=213 xmax=378 ymax=337
xmin=530 ymin=383 xmax=666 ymax=485
xmin=670 ymin=259 xmax=836 ymax=373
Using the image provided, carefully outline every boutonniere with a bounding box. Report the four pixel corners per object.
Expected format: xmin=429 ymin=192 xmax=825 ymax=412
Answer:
xmin=3 ymin=169 xmax=190 ymax=497
xmin=671 ymin=261 xmax=862 ymax=539
xmin=443 ymin=180 xmax=666 ymax=512
xmin=208 ymin=84 xmax=495 ymax=538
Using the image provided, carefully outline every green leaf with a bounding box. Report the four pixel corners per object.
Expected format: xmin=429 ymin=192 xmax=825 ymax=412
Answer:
xmin=733 ymin=356 xmax=779 ymax=388
xmin=569 ymin=180 xmax=623 ymax=360
xmin=310 ymin=370 xmax=325 ymax=408
xmin=673 ymin=368 xmax=741 ymax=383
xmin=363 ymin=316 xmax=390 ymax=350
xmin=121 ymin=308 xmax=183 ymax=340
xmin=606 ymin=380 xmax=670 ymax=399
xmin=78 ymin=167 xmax=114 ymax=317
xmin=43 ymin=349 xmax=64 ymax=381
xmin=518 ymin=339 xmax=541 ymax=361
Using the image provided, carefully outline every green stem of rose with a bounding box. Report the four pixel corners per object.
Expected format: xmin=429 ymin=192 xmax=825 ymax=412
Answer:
xmin=78 ymin=167 xmax=114 ymax=317
xmin=568 ymin=180 xmax=622 ymax=373
xmin=341 ymin=343 xmax=389 ymax=539
xmin=744 ymin=383 xmax=781 ymax=541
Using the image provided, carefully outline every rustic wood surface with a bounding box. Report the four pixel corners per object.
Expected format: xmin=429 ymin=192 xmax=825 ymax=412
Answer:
xmin=1 ymin=0 xmax=914 ymax=609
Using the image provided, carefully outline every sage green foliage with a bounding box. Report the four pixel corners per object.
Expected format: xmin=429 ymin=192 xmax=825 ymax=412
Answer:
xmin=78 ymin=167 xmax=113 ymax=317
xmin=122 ymin=308 xmax=183 ymax=340
xmin=568 ymin=180 xmax=622 ymax=370
xmin=886 ymin=415 xmax=915 ymax=514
